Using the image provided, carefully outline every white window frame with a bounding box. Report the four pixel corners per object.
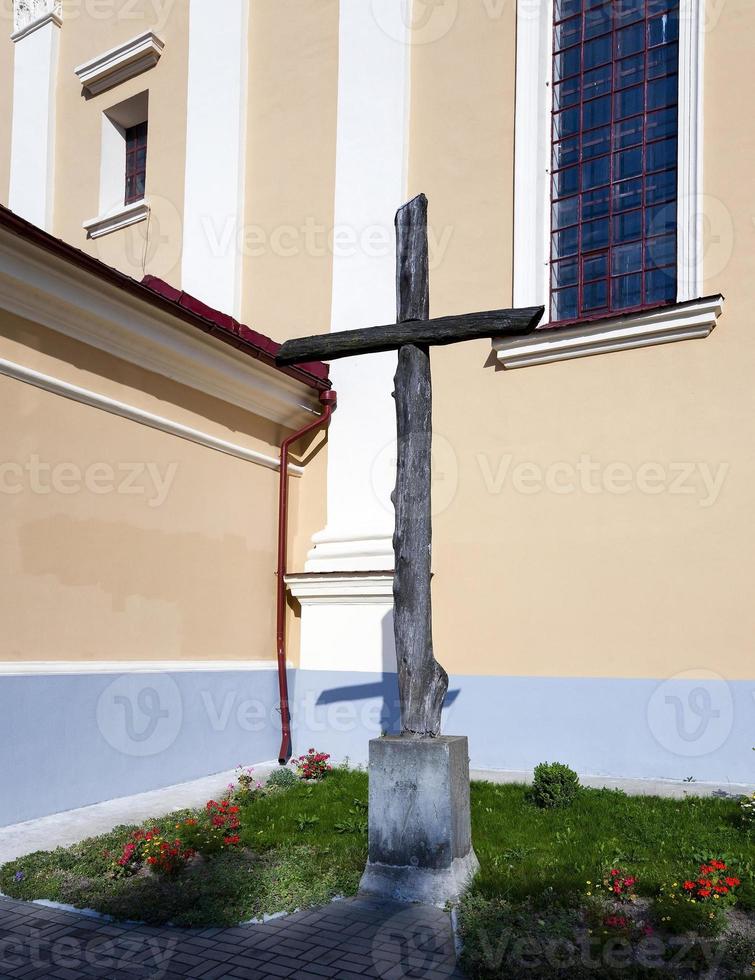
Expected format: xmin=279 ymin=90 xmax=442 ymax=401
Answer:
xmin=83 ymin=91 xmax=150 ymax=239
xmin=504 ymin=0 xmax=716 ymax=369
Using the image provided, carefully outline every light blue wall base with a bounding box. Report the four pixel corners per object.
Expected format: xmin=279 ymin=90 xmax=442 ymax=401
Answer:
xmin=0 ymin=670 xmax=281 ymax=826
xmin=289 ymin=671 xmax=755 ymax=786
xmin=1 ymin=668 xmax=752 ymax=826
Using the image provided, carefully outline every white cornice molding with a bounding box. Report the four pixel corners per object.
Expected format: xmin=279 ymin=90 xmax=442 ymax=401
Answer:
xmin=0 ymin=356 xmax=304 ymax=476
xmin=83 ymin=199 xmax=150 ymax=239
xmin=494 ymin=296 xmax=725 ymax=370
xmin=74 ymin=31 xmax=164 ymax=96
xmin=12 ymin=0 xmax=61 ymax=39
xmin=11 ymin=10 xmax=61 ymax=42
xmin=0 ymin=660 xmax=279 ymax=676
xmin=304 ymin=532 xmax=395 ymax=573
xmin=286 ymin=573 xmax=394 ymax=605
xmin=0 ymin=227 xmax=322 ymax=427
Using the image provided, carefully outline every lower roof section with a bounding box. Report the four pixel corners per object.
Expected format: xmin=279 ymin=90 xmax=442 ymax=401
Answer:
xmin=0 ymin=205 xmax=330 ymax=428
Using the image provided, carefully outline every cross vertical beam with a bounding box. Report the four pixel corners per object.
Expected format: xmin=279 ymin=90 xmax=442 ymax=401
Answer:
xmin=393 ymin=194 xmax=448 ymax=736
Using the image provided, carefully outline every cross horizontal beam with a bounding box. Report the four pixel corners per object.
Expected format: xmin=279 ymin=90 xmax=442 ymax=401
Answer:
xmin=275 ymin=306 xmax=544 ymax=366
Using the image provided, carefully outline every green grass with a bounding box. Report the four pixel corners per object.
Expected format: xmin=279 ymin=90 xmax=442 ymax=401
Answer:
xmin=0 ymin=769 xmax=370 ymax=927
xmin=470 ymin=782 xmax=755 ymax=907
xmin=2 ymin=775 xmax=753 ymax=938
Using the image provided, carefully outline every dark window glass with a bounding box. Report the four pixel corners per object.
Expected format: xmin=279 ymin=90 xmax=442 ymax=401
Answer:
xmin=550 ymin=1 xmax=679 ymax=321
xmin=125 ymin=121 xmax=148 ymax=205
xmin=551 ymin=286 xmax=579 ymax=322
xmin=552 ymin=257 xmax=580 ymax=289
xmin=553 ymin=196 xmax=580 ymax=230
xmin=582 ymin=186 xmax=610 ymax=220
xmin=583 ymin=252 xmax=608 ymax=281
xmin=553 ymin=136 xmax=580 ymax=170
xmin=582 ymin=126 xmax=610 ymax=159
xmin=613 ymin=178 xmax=643 ymax=212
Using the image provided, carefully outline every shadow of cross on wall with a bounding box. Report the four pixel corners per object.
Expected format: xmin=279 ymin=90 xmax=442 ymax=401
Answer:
xmin=315 ymin=611 xmax=460 ymax=736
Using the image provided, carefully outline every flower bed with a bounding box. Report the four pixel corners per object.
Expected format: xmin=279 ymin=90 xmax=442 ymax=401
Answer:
xmin=1 ymin=770 xmax=753 ymax=965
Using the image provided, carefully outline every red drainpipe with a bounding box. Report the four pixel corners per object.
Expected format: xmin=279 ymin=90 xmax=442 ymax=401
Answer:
xmin=276 ymin=388 xmax=337 ymax=763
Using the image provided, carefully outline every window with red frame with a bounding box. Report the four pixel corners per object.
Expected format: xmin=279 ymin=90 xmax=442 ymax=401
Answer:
xmin=124 ymin=121 xmax=148 ymax=205
xmin=551 ymin=0 xmax=679 ymax=324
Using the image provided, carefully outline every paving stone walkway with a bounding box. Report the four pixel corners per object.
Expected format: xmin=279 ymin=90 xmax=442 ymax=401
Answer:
xmin=0 ymin=894 xmax=466 ymax=979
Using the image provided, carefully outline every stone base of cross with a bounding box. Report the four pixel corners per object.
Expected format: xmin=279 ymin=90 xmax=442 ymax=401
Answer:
xmin=278 ymin=195 xmax=543 ymax=903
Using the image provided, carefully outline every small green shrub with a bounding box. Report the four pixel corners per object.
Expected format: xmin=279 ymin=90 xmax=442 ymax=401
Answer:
xmin=529 ymin=762 xmax=581 ymax=810
xmin=266 ymin=766 xmax=299 ymax=791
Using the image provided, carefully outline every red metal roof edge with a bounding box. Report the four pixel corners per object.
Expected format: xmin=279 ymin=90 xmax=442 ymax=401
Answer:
xmin=0 ymin=205 xmax=330 ymax=393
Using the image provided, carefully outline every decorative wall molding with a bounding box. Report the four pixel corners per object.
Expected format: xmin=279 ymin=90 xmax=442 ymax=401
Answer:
xmin=74 ymin=31 xmax=164 ymax=96
xmin=12 ymin=0 xmax=61 ymax=39
xmin=0 ymin=660 xmax=280 ymax=676
xmin=286 ymin=573 xmax=394 ymax=605
xmin=83 ymin=199 xmax=150 ymax=239
xmin=0 ymin=356 xmax=304 ymax=475
xmin=0 ymin=227 xmax=323 ymax=427
xmin=494 ymin=295 xmax=725 ymax=369
xmin=289 ymin=574 xmax=397 ymax=673
xmin=304 ymin=531 xmax=395 ymax=573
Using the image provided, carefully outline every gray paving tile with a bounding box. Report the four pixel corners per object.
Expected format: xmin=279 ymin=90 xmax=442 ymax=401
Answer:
xmin=0 ymin=895 xmax=465 ymax=979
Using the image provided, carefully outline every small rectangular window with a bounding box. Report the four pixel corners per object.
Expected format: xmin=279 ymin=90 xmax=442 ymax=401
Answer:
xmin=550 ymin=1 xmax=680 ymax=323
xmin=125 ymin=121 xmax=148 ymax=205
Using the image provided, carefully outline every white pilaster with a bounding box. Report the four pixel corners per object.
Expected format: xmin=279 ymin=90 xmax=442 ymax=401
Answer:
xmin=676 ymin=0 xmax=704 ymax=302
xmin=181 ymin=0 xmax=248 ymax=316
xmin=512 ymin=0 xmax=553 ymax=310
xmin=9 ymin=1 xmax=61 ymax=230
xmin=305 ymin=0 xmax=412 ymax=573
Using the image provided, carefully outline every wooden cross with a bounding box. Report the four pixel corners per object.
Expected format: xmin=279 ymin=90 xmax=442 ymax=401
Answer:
xmin=277 ymin=195 xmax=543 ymax=737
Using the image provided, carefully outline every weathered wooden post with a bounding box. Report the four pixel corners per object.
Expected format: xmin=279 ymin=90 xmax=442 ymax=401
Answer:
xmin=277 ymin=194 xmax=543 ymax=902
xmin=393 ymin=194 xmax=448 ymax=738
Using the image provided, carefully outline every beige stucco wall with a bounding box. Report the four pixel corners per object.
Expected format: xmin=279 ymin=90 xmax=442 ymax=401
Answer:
xmin=409 ymin=0 xmax=755 ymax=681
xmin=239 ymin=0 xmax=339 ymax=618
xmin=242 ymin=0 xmax=339 ymax=342
xmin=53 ymin=0 xmax=189 ymax=284
xmin=0 ymin=308 xmax=289 ymax=663
xmin=0 ymin=9 xmax=14 ymax=206
xmin=3 ymin=0 xmax=750 ymax=684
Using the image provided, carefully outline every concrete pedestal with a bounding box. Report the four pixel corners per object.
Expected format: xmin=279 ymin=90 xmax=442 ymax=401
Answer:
xmin=359 ymin=735 xmax=479 ymax=905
